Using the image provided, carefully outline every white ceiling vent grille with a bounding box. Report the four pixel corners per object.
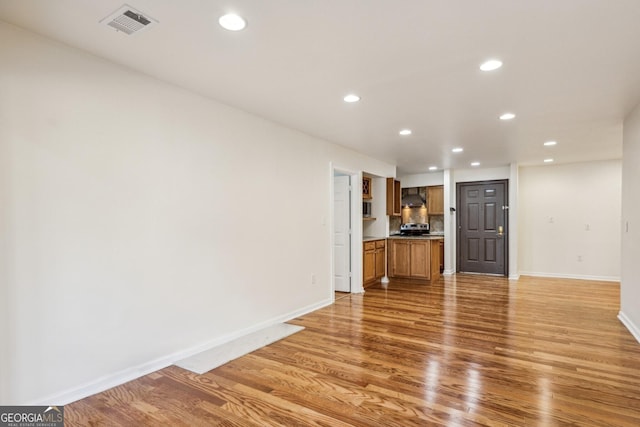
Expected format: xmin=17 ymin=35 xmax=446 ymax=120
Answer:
xmin=100 ymin=4 xmax=157 ymax=35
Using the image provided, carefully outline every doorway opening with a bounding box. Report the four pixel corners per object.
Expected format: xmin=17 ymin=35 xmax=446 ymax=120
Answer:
xmin=456 ymin=180 xmax=509 ymax=275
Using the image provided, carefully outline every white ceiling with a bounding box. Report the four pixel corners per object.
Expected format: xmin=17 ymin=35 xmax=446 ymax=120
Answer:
xmin=2 ymin=0 xmax=640 ymax=174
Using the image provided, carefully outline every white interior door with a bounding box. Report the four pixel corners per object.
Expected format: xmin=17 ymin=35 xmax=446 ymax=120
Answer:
xmin=333 ymin=175 xmax=351 ymax=292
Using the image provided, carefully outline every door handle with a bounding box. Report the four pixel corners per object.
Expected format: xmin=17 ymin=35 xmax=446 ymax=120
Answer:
xmin=497 ymin=225 xmax=504 ymax=236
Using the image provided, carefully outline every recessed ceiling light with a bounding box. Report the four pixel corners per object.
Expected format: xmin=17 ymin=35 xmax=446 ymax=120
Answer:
xmin=471 ymin=162 xmax=480 ymax=167
xmin=499 ymin=113 xmax=516 ymax=120
xmin=544 ymin=141 xmax=557 ymax=146
xmin=218 ymin=13 xmax=246 ymax=31
xmin=452 ymin=147 xmax=464 ymax=153
xmin=544 ymin=158 xmax=554 ymax=163
xmin=399 ymin=129 xmax=412 ymax=136
xmin=480 ymin=59 xmax=503 ymax=71
xmin=428 ymin=166 xmax=438 ymax=171
xmin=343 ymin=94 xmax=361 ymax=103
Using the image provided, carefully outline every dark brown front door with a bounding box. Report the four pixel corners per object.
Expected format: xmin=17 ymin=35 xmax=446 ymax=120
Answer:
xmin=457 ymin=180 xmax=508 ymax=275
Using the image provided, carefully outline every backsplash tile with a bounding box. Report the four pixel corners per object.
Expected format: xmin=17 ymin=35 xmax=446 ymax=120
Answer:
xmin=402 ymin=207 xmax=428 ymax=224
xmin=429 ymin=215 xmax=444 ymax=232
xmin=389 ymin=216 xmax=401 ymax=234
xmin=396 ymin=209 xmax=444 ymax=233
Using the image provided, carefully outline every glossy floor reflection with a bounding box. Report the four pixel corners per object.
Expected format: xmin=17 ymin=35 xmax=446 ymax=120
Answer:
xmin=66 ymin=275 xmax=640 ymax=426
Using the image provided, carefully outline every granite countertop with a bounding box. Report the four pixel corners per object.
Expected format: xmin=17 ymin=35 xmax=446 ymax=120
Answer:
xmin=387 ymin=234 xmax=444 ymax=240
xmin=364 ymin=234 xmax=445 ymax=241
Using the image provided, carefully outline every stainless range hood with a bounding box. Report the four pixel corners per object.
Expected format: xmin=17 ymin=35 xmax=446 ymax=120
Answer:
xmin=401 ymin=194 xmax=425 ymax=207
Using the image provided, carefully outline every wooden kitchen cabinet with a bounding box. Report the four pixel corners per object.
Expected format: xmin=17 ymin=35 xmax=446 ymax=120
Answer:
xmin=409 ymin=240 xmax=429 ymax=279
xmin=363 ymin=239 xmax=386 ymax=286
xmin=386 ymin=178 xmax=401 ymax=216
xmin=389 ymin=239 xmax=430 ymax=279
xmin=363 ymin=242 xmax=376 ymax=284
xmin=388 ymin=238 xmax=442 ymax=283
xmin=389 ymin=239 xmax=411 ymax=277
xmin=427 ymin=185 xmax=444 ymax=214
xmin=439 ymin=240 xmax=444 ymax=272
xmin=375 ymin=240 xmax=386 ymax=279
xmin=362 ymin=176 xmax=372 ymax=200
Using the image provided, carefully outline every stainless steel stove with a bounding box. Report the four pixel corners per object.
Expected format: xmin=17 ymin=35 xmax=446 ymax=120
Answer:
xmin=399 ymin=223 xmax=430 ymax=235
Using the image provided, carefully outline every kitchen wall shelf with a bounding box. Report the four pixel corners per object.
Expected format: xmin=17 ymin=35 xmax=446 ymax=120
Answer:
xmin=362 ymin=176 xmax=372 ymax=199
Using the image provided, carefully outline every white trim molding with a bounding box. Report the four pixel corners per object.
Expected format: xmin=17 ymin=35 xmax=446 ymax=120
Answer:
xmin=518 ymin=271 xmax=620 ymax=282
xmin=32 ymin=298 xmax=333 ymax=406
xmin=618 ymin=311 xmax=640 ymax=344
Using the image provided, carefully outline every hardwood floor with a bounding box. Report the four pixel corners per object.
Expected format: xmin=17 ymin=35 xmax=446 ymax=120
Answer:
xmin=66 ymin=275 xmax=640 ymax=426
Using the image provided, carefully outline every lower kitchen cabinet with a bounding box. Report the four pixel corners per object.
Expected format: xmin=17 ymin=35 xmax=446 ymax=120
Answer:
xmin=363 ymin=243 xmax=376 ymax=283
xmin=389 ymin=239 xmax=411 ymax=277
xmin=375 ymin=240 xmax=386 ymax=279
xmin=388 ymin=238 xmax=442 ymax=283
xmin=363 ymin=239 xmax=386 ymax=285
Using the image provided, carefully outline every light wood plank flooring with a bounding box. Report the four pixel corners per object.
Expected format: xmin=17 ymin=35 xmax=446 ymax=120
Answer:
xmin=66 ymin=275 xmax=640 ymax=426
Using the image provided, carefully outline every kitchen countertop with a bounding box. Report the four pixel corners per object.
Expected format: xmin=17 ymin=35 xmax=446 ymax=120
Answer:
xmin=387 ymin=235 xmax=444 ymax=240
xmin=364 ymin=234 xmax=445 ymax=241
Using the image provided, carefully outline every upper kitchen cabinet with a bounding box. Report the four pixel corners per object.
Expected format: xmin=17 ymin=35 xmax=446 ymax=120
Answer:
xmin=427 ymin=185 xmax=444 ymax=215
xmin=386 ymin=178 xmax=401 ymax=216
xmin=362 ymin=176 xmax=372 ymax=200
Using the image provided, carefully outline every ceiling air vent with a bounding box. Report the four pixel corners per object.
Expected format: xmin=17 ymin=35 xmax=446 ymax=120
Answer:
xmin=100 ymin=4 xmax=157 ymax=35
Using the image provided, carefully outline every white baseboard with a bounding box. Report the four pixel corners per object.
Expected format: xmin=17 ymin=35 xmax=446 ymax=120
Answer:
xmin=32 ymin=298 xmax=333 ymax=406
xmin=508 ymin=273 xmax=520 ymax=280
xmin=618 ymin=311 xmax=640 ymax=344
xmin=518 ymin=271 xmax=620 ymax=282
xmin=32 ymin=348 xmax=179 ymax=406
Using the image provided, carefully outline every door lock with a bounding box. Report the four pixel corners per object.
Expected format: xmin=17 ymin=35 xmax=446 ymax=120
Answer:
xmin=497 ymin=225 xmax=504 ymax=236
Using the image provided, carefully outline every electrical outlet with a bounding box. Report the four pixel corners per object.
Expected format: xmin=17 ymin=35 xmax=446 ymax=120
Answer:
xmin=311 ymin=274 xmax=316 ymax=285
xmin=585 ymin=224 xmax=590 ymax=231
xmin=577 ymin=255 xmax=583 ymax=262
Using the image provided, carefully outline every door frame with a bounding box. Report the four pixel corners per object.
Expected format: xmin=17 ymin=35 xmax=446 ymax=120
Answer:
xmin=330 ymin=163 xmax=363 ymax=296
xmin=456 ymin=179 xmax=509 ymax=276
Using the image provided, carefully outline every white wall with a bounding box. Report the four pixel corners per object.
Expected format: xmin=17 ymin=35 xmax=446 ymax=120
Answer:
xmin=518 ymin=160 xmax=621 ymax=281
xmin=398 ymin=171 xmax=444 ymax=187
xmin=453 ymin=166 xmax=510 ymax=184
xmin=0 ymin=22 xmax=394 ymax=404
xmin=620 ymin=102 xmax=640 ymax=342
